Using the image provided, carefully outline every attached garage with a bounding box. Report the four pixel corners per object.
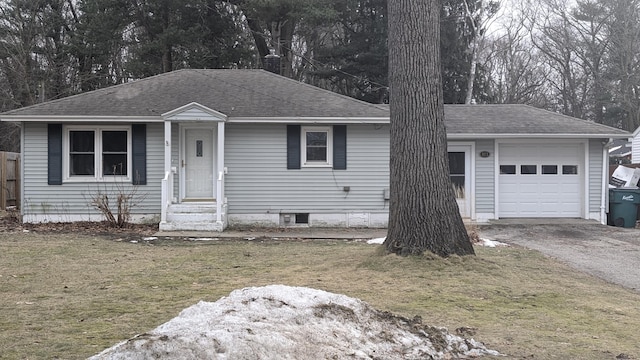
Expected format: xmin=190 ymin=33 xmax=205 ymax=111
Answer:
xmin=498 ymin=143 xmax=584 ymax=217
xmin=445 ymin=104 xmax=631 ymax=224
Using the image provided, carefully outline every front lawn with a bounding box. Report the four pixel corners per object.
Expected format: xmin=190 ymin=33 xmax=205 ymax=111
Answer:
xmin=0 ymin=231 xmax=638 ymax=359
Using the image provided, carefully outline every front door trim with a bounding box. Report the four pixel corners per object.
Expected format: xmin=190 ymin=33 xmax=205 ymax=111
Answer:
xmin=448 ymin=142 xmax=475 ymax=219
xmin=179 ymin=125 xmax=216 ymax=202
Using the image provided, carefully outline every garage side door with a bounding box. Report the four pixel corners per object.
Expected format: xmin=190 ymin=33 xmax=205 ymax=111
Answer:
xmin=499 ymin=143 xmax=583 ymax=217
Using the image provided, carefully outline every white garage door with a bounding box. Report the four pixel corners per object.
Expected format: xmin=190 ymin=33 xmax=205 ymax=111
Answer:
xmin=499 ymin=143 xmax=583 ymax=217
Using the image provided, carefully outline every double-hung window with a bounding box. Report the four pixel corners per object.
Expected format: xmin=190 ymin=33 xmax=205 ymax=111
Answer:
xmin=301 ymin=126 xmax=333 ymax=167
xmin=64 ymin=126 xmax=131 ymax=181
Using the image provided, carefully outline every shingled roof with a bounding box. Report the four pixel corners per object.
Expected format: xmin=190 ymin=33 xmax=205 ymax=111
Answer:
xmin=0 ymin=69 xmax=629 ymax=138
xmin=442 ymin=104 xmax=630 ymax=138
xmin=1 ymin=69 xmax=389 ymax=119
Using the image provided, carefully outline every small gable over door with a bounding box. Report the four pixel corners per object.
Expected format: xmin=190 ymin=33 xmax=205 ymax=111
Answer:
xmin=162 ymin=102 xmax=227 ymax=122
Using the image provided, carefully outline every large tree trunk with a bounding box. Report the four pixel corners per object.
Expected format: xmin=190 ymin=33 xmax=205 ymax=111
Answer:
xmin=384 ymin=0 xmax=474 ymax=257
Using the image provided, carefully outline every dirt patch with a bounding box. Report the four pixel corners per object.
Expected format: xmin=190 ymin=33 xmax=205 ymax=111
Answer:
xmin=550 ymin=228 xmax=591 ymax=239
xmin=0 ymin=212 xmax=157 ymax=240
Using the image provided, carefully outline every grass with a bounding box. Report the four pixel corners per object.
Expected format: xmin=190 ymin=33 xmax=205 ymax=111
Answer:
xmin=0 ymin=231 xmax=639 ymax=359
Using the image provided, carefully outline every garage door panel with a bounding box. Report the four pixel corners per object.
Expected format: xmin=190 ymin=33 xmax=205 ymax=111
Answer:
xmin=539 ymin=184 xmax=560 ymax=193
xmin=499 ymin=143 xmax=583 ymax=218
xmin=499 ymin=184 xmax=520 ymax=195
xmin=560 ymin=183 xmax=579 ymax=192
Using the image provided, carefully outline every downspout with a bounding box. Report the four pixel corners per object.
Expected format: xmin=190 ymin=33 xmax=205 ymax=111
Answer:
xmin=601 ymin=139 xmax=614 ymax=224
xmin=20 ymin=122 xmax=25 ymax=218
xmin=216 ymin=121 xmax=226 ymax=228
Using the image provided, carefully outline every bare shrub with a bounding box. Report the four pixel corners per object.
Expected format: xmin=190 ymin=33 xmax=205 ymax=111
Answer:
xmin=88 ymin=168 xmax=146 ymax=228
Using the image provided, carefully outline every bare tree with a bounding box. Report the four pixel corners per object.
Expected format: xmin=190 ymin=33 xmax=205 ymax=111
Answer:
xmin=570 ymin=0 xmax=610 ymax=124
xmin=482 ymin=11 xmax=549 ymax=106
xmin=462 ymin=0 xmax=500 ymax=104
xmin=527 ymin=0 xmax=588 ymax=118
xmin=606 ymin=0 xmax=640 ymax=130
xmin=384 ymin=0 xmax=474 ymax=257
xmin=0 ymin=122 xmax=20 ymax=152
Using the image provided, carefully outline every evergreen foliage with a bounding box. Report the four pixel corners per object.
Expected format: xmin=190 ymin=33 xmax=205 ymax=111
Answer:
xmin=0 ymin=0 xmax=638 ymax=130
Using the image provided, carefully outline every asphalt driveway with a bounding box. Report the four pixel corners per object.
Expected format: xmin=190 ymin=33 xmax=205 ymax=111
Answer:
xmin=479 ymin=221 xmax=640 ymax=292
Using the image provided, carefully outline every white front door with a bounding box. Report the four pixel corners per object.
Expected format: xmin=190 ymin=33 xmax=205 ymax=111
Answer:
xmin=448 ymin=144 xmax=473 ymax=218
xmin=184 ymin=128 xmax=215 ymax=200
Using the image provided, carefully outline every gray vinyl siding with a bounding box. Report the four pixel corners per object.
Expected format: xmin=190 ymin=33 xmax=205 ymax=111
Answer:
xmin=225 ymin=123 xmax=390 ymax=214
xmin=475 ymin=139 xmax=495 ymax=214
xmin=22 ymin=122 xmax=163 ymax=218
xmin=589 ymin=139 xmax=604 ymax=213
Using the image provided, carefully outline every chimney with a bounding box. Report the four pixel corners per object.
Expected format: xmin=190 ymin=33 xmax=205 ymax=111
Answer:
xmin=263 ymin=49 xmax=281 ymax=75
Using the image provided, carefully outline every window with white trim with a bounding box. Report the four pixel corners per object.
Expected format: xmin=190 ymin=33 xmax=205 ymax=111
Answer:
xmin=63 ymin=126 xmax=131 ymax=181
xmin=301 ymin=126 xmax=333 ymax=167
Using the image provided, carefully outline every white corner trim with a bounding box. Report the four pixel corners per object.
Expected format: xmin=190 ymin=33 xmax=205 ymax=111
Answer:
xmin=493 ymin=140 xmax=500 ymax=218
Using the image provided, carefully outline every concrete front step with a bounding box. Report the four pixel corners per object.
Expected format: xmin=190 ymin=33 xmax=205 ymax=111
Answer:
xmin=166 ymin=212 xmax=216 ymax=223
xmin=159 ymin=220 xmax=224 ymax=232
xmin=167 ymin=203 xmax=217 ymax=214
xmin=162 ymin=203 xmax=223 ymax=231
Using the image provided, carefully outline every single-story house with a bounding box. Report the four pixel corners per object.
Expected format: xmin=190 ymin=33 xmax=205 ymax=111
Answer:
xmin=0 ymin=69 xmax=630 ymax=230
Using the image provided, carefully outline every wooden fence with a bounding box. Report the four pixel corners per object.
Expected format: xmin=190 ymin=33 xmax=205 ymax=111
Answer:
xmin=0 ymin=152 xmax=20 ymax=210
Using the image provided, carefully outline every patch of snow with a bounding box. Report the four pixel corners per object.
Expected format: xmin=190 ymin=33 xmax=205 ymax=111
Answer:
xmin=90 ymin=285 xmax=500 ymax=360
xmin=367 ymin=237 xmax=385 ymax=244
xmin=142 ymin=237 xmax=158 ymax=241
xmin=478 ymin=238 xmax=509 ymax=248
xmin=189 ymin=237 xmax=219 ymax=241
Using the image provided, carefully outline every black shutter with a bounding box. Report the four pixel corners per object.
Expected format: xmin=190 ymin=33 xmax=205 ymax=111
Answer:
xmin=287 ymin=125 xmax=301 ymax=169
xmin=48 ymin=124 xmax=62 ymax=185
xmin=333 ymin=125 xmax=347 ymax=170
xmin=132 ymin=124 xmax=147 ymax=185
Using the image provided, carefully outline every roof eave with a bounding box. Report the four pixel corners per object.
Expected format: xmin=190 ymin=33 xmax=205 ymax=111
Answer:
xmin=447 ymin=133 xmax=631 ymax=139
xmin=0 ymin=115 xmax=163 ymax=123
xmin=227 ymin=117 xmax=390 ymax=124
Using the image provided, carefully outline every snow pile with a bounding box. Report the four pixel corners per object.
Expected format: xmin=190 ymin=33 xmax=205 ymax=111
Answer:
xmin=366 ymin=237 xmax=386 ymax=244
xmin=90 ymin=285 xmax=500 ymax=360
xmin=366 ymin=236 xmax=507 ymax=248
xmin=477 ymin=238 xmax=509 ymax=248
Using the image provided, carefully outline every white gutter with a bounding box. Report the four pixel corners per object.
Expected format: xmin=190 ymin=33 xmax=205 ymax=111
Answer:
xmin=0 ymin=115 xmax=632 ymax=140
xmin=0 ymin=115 xmax=162 ymax=123
xmin=448 ymin=133 xmax=631 ymax=139
xmin=227 ymin=117 xmax=389 ymax=124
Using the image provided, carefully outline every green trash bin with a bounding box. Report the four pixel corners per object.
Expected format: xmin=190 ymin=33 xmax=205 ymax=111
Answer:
xmin=609 ymin=188 xmax=640 ymax=228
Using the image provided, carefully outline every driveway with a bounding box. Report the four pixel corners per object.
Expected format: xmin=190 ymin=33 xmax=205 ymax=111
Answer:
xmin=478 ymin=221 xmax=640 ymax=292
